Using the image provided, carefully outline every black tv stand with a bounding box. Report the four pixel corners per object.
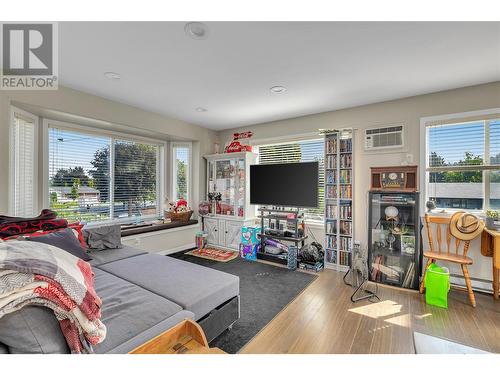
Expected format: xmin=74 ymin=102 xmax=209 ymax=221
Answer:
xmin=256 ymin=207 xmax=307 ymax=266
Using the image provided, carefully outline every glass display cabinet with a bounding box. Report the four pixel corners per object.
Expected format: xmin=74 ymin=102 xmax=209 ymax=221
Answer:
xmin=368 ymin=192 xmax=421 ymax=289
xmin=203 ymin=152 xmax=257 ymax=250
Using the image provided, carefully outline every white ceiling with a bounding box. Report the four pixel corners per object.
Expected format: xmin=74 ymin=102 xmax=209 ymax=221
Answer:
xmin=59 ymin=22 xmax=500 ymax=131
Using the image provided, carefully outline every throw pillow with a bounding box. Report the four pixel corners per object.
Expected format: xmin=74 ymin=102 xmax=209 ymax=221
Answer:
xmin=83 ymin=224 xmax=122 ymax=250
xmin=0 ymin=217 xmax=68 ymax=239
xmin=25 ymin=228 xmax=92 ymax=261
xmin=68 ymin=222 xmax=86 ymax=249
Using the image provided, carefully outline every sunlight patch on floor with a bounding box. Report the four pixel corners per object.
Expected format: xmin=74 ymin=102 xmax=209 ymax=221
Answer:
xmin=348 ymin=300 xmax=402 ymax=319
xmin=414 ymin=313 xmax=433 ymax=320
xmin=385 ymin=313 xmax=411 ymax=327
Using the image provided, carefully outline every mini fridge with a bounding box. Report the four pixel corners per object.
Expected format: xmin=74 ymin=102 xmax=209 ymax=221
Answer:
xmin=368 ymin=192 xmax=421 ymax=290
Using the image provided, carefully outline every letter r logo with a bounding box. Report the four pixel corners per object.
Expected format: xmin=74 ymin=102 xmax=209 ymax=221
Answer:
xmin=2 ymin=23 xmax=53 ymax=76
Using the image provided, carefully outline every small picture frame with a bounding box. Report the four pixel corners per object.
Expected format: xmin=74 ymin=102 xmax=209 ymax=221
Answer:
xmin=401 ymin=235 xmax=416 ymax=255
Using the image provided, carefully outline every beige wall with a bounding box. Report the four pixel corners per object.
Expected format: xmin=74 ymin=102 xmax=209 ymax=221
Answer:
xmin=0 ymin=85 xmax=217 ymax=215
xmin=218 ymin=81 xmax=500 ymax=284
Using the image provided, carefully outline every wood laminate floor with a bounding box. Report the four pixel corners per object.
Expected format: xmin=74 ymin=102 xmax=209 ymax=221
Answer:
xmin=239 ymin=268 xmax=500 ymax=354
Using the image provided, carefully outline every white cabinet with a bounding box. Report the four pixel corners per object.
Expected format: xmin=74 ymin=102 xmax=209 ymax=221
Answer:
xmin=218 ymin=220 xmax=226 ymax=246
xmin=224 ymin=220 xmax=243 ymax=250
xmin=204 ymin=218 xmax=219 ymax=245
xmin=202 ymin=217 xmax=252 ymax=251
xmin=203 ymin=152 xmax=257 ymax=251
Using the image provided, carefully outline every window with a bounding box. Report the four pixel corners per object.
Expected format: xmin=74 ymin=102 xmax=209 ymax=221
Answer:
xmin=48 ymin=124 xmax=162 ymax=223
xmin=10 ymin=108 xmax=37 ymax=217
xmin=425 ymin=117 xmax=500 ymax=211
xmin=257 ymin=138 xmax=324 ymax=221
xmin=171 ymin=143 xmax=191 ymax=203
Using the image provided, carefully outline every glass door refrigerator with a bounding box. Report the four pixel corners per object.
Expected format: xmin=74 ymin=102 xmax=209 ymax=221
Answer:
xmin=368 ymin=192 xmax=421 ymax=290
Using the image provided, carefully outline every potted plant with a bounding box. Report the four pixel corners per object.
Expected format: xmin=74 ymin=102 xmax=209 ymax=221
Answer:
xmin=485 ymin=210 xmax=500 ymax=230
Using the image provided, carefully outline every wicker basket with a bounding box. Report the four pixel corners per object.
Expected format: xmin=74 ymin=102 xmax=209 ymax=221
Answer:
xmin=165 ymin=210 xmax=193 ymax=222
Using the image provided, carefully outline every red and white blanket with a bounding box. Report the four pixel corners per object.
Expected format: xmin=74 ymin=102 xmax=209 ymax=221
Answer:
xmin=0 ymin=241 xmax=106 ymax=353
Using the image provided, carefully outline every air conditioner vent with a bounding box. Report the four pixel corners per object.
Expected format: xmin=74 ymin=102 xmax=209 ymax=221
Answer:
xmin=365 ymin=125 xmax=404 ymax=150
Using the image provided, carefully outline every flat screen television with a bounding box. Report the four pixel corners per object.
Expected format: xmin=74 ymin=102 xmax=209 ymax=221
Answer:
xmin=250 ymin=162 xmax=319 ymax=208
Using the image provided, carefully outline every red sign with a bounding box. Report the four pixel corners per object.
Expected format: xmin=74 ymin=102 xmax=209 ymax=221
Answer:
xmin=224 ymin=141 xmax=252 ymax=153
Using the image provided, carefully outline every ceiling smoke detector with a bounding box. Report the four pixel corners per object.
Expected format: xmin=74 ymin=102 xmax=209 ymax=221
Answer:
xmin=104 ymin=72 xmax=121 ymax=80
xmin=270 ymin=85 xmax=287 ymax=93
xmin=184 ymin=22 xmax=209 ymax=40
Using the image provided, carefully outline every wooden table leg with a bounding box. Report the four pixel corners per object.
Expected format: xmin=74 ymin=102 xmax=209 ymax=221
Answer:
xmin=493 ymin=263 xmax=499 ymax=300
xmin=495 ymin=237 xmax=500 ymax=300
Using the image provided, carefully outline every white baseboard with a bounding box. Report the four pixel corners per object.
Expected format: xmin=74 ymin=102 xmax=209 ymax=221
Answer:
xmin=449 ymin=274 xmax=493 ymax=294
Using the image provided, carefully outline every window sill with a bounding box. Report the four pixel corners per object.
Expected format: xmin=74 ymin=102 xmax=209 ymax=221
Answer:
xmin=121 ymin=219 xmax=198 ymax=237
xmin=424 ymin=209 xmax=486 ymax=219
xmin=304 ymin=220 xmax=325 ymax=228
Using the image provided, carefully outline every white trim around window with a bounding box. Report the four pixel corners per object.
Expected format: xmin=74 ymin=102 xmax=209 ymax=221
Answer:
xmin=420 ymin=108 xmax=500 ymax=215
xmin=9 ymin=106 xmax=39 ymax=217
xmin=170 ymin=141 xmax=192 ymax=205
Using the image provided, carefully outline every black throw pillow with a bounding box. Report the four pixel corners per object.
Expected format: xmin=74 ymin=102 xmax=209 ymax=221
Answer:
xmin=26 ymin=228 xmax=92 ymax=261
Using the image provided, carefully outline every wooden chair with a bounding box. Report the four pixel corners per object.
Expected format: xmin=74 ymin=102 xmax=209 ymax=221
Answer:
xmin=419 ymin=214 xmax=476 ymax=307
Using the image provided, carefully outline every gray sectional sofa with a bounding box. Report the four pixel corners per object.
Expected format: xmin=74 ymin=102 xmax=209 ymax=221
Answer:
xmin=0 ymin=245 xmax=240 ymax=354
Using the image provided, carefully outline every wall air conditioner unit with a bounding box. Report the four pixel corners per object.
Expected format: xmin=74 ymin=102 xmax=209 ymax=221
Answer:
xmin=364 ymin=125 xmax=404 ymax=151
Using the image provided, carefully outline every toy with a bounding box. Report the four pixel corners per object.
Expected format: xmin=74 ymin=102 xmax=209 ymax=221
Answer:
xmin=224 ymin=131 xmax=254 ymax=153
xmin=164 ymin=197 xmax=192 ymax=219
xmin=176 ymin=198 xmax=188 ymax=209
xmin=198 ymin=201 xmax=211 ymax=216
xmin=239 ymin=243 xmax=258 ymax=261
xmin=241 ymin=226 xmax=260 ymax=245
xmin=195 ymin=231 xmax=208 ymax=253
xmin=164 ymin=198 xmax=176 ymax=212
xmin=264 ymin=238 xmax=288 ymax=252
xmin=239 ymin=226 xmax=261 ymax=261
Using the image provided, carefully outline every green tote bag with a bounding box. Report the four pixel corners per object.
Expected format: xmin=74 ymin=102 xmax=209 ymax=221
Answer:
xmin=425 ymin=263 xmax=450 ymax=308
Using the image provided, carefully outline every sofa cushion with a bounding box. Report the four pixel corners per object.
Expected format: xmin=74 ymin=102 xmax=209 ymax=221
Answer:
xmin=0 ymin=306 xmax=70 ymax=354
xmin=92 ymin=268 xmax=184 ymax=354
xmin=89 ymin=245 xmax=146 ymax=267
xmin=25 ymin=228 xmax=92 ymax=261
xmin=99 ymin=254 xmax=240 ymax=320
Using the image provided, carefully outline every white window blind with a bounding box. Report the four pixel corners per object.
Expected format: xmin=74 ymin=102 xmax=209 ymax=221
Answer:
xmin=257 ymin=139 xmax=324 ymax=220
xmin=113 ymin=139 xmax=158 ymax=219
xmin=48 ymin=125 xmax=161 ymax=223
xmin=426 ymin=118 xmax=500 ymax=211
xmin=172 ymin=144 xmax=190 ymax=203
xmin=10 ymin=110 xmax=37 ymax=217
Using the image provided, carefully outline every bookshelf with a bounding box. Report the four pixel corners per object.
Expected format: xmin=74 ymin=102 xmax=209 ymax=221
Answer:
xmin=323 ymin=129 xmax=354 ymax=272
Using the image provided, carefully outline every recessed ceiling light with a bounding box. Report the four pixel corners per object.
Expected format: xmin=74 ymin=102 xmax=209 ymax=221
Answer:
xmin=270 ymin=85 xmax=286 ymax=93
xmin=184 ymin=22 xmax=209 ymax=40
xmin=196 ymin=107 xmax=207 ymax=112
xmin=104 ymin=72 xmax=121 ymax=80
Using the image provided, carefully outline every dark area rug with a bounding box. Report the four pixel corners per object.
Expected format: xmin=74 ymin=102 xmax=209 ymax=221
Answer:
xmin=169 ymin=251 xmax=317 ymax=353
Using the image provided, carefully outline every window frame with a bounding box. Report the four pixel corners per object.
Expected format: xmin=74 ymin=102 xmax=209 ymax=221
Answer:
xmin=420 ymin=108 xmax=500 ymax=215
xmin=42 ymin=118 xmax=166 ymax=225
xmin=170 ymin=141 xmax=192 ymax=205
xmin=252 ymin=133 xmax=325 ymax=224
xmin=9 ymin=106 xmax=39 ymax=217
